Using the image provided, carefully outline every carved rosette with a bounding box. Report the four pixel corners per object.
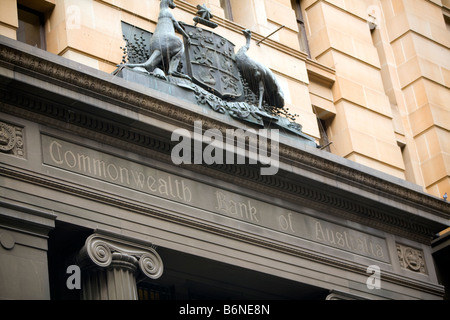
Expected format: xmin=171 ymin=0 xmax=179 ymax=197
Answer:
xmin=396 ymin=243 xmax=427 ymax=274
xmin=0 ymin=121 xmax=24 ymax=158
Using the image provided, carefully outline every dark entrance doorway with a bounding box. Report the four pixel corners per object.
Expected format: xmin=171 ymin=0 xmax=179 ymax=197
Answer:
xmin=48 ymin=221 xmax=329 ymax=300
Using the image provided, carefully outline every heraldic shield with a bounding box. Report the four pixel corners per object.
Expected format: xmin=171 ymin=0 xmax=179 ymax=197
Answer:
xmin=182 ymin=24 xmax=244 ymax=101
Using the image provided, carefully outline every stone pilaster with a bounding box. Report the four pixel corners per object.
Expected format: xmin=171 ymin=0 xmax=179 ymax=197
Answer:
xmin=77 ymin=232 xmax=163 ymax=300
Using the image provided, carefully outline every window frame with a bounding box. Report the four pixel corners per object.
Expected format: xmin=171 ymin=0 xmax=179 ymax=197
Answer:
xmin=16 ymin=4 xmax=47 ymax=50
xmin=220 ymin=0 xmax=234 ymax=21
xmin=290 ymin=0 xmax=311 ymax=57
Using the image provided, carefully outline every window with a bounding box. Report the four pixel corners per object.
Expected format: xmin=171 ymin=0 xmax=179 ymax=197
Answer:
xmin=290 ymin=0 xmax=310 ymax=57
xmin=444 ymin=12 xmax=450 ymax=33
xmin=312 ymin=104 xmax=334 ymax=152
xmin=16 ymin=5 xmax=46 ymax=50
xmin=220 ymin=0 xmax=233 ymax=21
xmin=138 ymin=283 xmax=173 ymax=300
xmin=317 ymin=117 xmax=332 ymax=152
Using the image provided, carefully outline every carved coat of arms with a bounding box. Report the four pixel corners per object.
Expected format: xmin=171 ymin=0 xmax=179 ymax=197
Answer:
xmin=182 ymin=24 xmax=243 ymax=101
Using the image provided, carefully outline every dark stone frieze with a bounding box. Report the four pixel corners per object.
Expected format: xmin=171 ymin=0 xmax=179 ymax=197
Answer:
xmin=0 ymin=89 xmax=441 ymax=245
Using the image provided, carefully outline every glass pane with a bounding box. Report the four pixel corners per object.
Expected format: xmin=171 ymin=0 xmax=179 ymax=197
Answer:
xmin=220 ymin=0 xmax=233 ymax=20
xmin=17 ymin=8 xmax=44 ymax=49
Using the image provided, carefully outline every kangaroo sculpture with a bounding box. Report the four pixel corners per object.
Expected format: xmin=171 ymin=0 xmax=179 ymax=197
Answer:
xmin=119 ymin=0 xmax=190 ymax=78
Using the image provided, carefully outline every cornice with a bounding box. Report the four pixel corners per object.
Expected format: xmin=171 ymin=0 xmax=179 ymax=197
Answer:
xmin=389 ymin=26 xmax=450 ymax=51
xmin=306 ymin=58 xmax=336 ymax=87
xmin=303 ymin=0 xmax=372 ymax=26
xmin=0 ymin=38 xmax=449 ymax=244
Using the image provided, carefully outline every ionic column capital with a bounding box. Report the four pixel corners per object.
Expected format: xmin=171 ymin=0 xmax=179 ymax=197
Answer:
xmin=78 ymin=232 xmax=163 ymax=280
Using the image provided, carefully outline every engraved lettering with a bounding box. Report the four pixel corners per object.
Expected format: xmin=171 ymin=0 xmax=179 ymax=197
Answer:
xmin=343 ymin=231 xmax=351 ymax=250
xmin=49 ymin=140 xmax=64 ymax=165
xmin=131 ymin=170 xmax=145 ymax=189
xmin=64 ymin=150 xmax=77 ymax=168
xmin=364 ymin=237 xmax=369 ymax=254
xmin=175 ymin=179 xmax=182 ymax=200
xmin=43 ymin=137 xmax=390 ymax=263
xmin=238 ymin=202 xmax=248 ymax=219
xmin=158 ymin=178 xmax=169 ymax=196
xmin=77 ymin=154 xmax=91 ymax=173
xmin=228 ymin=199 xmax=238 ymax=215
xmin=216 ymin=191 xmax=227 ymax=212
xmin=376 ymin=244 xmax=384 ymax=259
xmin=315 ymin=220 xmax=325 ymax=241
xmin=278 ymin=213 xmax=294 ymax=233
xmin=313 ymin=220 xmax=385 ymax=260
xmin=168 ymin=176 xmax=176 ymax=198
xmin=182 ymin=180 xmax=192 ymax=202
xmin=107 ymin=163 xmax=119 ymax=181
xmin=44 ymin=137 xmax=195 ymax=204
xmin=356 ymin=238 xmax=365 ymax=252
xmin=93 ymin=158 xmax=106 ymax=177
xmin=215 ymin=191 xmax=260 ymax=223
xmin=147 ymin=175 xmax=157 ymax=192
xmin=326 ymin=228 xmax=336 ymax=245
xmin=119 ymin=167 xmax=130 ymax=185
xmin=248 ymin=201 xmax=259 ymax=223
xmin=336 ymin=232 xmax=345 ymax=247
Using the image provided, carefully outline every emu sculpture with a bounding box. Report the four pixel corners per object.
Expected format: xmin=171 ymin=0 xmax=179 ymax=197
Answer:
xmin=119 ymin=0 xmax=190 ymax=78
xmin=236 ymin=29 xmax=285 ymax=109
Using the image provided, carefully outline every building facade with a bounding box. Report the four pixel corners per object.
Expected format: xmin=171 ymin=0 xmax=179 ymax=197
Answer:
xmin=0 ymin=0 xmax=449 ymax=300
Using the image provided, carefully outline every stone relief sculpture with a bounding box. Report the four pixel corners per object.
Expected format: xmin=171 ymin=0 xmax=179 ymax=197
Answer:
xmin=397 ymin=243 xmax=427 ymax=274
xmin=116 ymin=3 xmax=316 ymax=146
xmin=0 ymin=121 xmax=24 ymax=158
